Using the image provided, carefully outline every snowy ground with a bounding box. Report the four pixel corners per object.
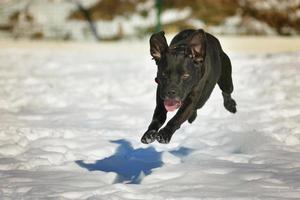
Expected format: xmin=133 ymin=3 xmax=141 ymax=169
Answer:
xmin=0 ymin=38 xmax=300 ymax=199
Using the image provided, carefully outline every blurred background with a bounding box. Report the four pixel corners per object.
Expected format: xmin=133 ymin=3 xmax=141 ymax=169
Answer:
xmin=1 ymin=1 xmax=300 ymax=198
xmin=1 ymin=0 xmax=300 ymax=41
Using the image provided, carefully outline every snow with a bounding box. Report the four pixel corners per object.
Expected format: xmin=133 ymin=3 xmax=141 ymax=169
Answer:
xmin=0 ymin=38 xmax=300 ymax=199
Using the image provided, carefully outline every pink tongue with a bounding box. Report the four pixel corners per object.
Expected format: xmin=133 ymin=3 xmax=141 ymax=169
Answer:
xmin=164 ymin=99 xmax=182 ymax=112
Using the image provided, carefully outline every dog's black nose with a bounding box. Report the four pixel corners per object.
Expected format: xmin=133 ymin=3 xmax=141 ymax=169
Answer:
xmin=167 ymin=89 xmax=177 ymax=97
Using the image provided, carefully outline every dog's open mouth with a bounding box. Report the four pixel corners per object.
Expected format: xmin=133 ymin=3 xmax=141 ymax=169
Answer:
xmin=164 ymin=99 xmax=182 ymax=112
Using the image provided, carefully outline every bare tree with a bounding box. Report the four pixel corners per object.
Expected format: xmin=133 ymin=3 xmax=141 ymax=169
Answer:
xmin=67 ymin=0 xmax=101 ymax=41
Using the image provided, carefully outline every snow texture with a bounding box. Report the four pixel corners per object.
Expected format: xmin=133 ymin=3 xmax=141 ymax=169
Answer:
xmin=0 ymin=39 xmax=300 ymax=199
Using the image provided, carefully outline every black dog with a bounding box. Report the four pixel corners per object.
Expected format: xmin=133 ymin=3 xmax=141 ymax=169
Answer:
xmin=141 ymin=29 xmax=237 ymax=144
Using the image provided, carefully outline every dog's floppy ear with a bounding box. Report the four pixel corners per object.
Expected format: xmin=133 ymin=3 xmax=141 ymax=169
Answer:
xmin=150 ymin=31 xmax=168 ymax=61
xmin=186 ymin=29 xmax=206 ymax=63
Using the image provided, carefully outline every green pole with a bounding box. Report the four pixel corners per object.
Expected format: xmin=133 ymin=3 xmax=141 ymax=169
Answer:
xmin=155 ymin=0 xmax=162 ymax=32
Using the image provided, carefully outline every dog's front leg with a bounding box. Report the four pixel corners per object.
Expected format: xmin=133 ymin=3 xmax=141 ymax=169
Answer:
xmin=156 ymin=98 xmax=196 ymax=143
xmin=141 ymin=87 xmax=167 ymax=144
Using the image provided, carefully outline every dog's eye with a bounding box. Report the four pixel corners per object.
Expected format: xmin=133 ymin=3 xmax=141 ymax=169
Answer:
xmin=182 ymin=73 xmax=190 ymax=80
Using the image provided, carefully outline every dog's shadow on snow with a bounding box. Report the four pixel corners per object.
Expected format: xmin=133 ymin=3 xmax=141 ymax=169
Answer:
xmin=75 ymin=139 xmax=192 ymax=184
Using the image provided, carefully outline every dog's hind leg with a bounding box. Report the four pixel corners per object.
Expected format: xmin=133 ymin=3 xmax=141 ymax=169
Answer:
xmin=218 ymin=52 xmax=237 ymax=113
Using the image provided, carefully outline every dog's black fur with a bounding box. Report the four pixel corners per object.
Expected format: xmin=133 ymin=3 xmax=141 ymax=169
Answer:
xmin=141 ymin=29 xmax=237 ymax=144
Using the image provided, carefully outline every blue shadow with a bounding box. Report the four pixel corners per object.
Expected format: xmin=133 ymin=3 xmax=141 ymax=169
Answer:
xmin=75 ymin=139 xmax=192 ymax=184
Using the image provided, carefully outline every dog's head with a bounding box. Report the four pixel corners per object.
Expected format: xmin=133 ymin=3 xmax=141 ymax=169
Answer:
xmin=150 ymin=30 xmax=206 ymax=112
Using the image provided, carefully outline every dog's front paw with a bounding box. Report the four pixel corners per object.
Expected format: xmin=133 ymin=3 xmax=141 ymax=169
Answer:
xmin=188 ymin=111 xmax=197 ymax=124
xmin=141 ymin=130 xmax=157 ymax=144
xmin=224 ymin=98 xmax=237 ymax=113
xmin=156 ymin=127 xmax=173 ymax=144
